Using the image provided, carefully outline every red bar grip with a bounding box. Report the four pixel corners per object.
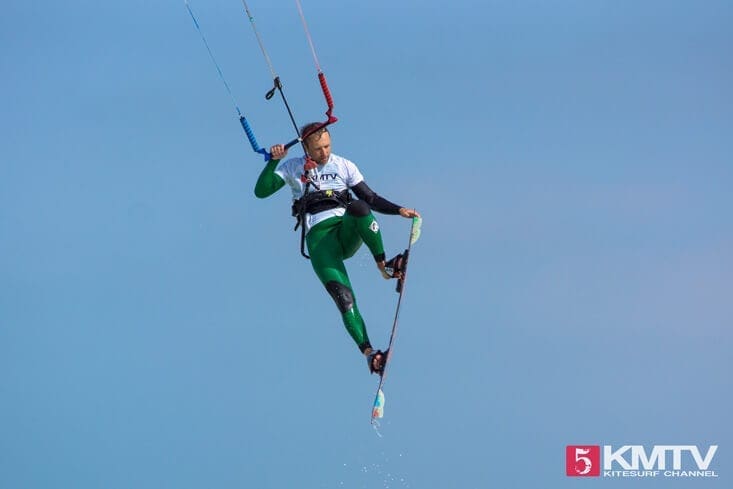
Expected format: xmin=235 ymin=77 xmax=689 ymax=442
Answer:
xmin=319 ymin=72 xmax=335 ymax=112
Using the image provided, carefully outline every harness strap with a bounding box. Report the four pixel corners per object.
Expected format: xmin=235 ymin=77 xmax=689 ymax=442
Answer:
xmin=292 ymin=188 xmax=351 ymax=259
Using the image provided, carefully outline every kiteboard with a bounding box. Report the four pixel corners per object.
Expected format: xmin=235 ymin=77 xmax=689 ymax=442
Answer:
xmin=371 ymin=216 xmax=423 ymax=425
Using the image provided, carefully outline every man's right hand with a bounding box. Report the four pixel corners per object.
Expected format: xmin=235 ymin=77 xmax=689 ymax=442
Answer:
xmin=270 ymin=144 xmax=287 ymax=160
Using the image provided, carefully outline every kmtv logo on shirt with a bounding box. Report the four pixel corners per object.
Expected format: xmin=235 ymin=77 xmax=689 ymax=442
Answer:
xmin=566 ymin=445 xmax=719 ymax=478
xmin=315 ymin=173 xmax=338 ymax=182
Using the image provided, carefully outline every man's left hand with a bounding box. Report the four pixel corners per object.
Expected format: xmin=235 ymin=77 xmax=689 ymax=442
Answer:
xmin=399 ymin=208 xmax=421 ymax=219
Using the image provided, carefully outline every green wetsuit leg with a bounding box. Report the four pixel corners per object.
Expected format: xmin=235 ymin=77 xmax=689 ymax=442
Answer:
xmin=339 ymin=205 xmax=386 ymax=260
xmin=308 ymin=208 xmax=388 ymax=352
xmin=307 ymin=217 xmax=371 ymax=351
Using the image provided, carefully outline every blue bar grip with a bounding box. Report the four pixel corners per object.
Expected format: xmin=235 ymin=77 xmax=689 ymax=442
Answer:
xmin=240 ymin=116 xmax=271 ymax=161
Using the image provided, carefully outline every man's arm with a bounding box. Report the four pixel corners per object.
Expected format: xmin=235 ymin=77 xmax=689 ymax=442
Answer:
xmin=351 ymin=181 xmax=402 ymax=215
xmin=254 ymin=158 xmax=286 ymax=198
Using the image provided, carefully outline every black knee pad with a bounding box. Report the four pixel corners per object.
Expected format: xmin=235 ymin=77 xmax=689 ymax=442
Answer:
xmin=346 ymin=199 xmax=371 ymax=218
xmin=325 ymin=281 xmax=355 ymax=313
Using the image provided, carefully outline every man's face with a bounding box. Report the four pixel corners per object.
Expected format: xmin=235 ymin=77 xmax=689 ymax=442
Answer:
xmin=305 ymin=131 xmax=331 ymax=165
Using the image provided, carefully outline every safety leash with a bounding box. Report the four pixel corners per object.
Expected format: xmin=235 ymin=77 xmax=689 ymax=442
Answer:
xmin=239 ymin=0 xmax=305 ymax=152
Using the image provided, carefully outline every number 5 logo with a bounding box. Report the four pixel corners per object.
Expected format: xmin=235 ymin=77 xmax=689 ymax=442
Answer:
xmin=566 ymin=445 xmax=600 ymax=476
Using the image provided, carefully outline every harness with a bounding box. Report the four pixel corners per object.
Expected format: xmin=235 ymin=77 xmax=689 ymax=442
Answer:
xmin=292 ymin=159 xmax=351 ymax=258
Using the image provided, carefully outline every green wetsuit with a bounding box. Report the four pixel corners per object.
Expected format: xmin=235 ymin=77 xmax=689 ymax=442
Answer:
xmin=254 ymin=155 xmax=401 ymax=352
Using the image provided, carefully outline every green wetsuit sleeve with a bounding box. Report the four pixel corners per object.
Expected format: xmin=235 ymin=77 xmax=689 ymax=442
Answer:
xmin=254 ymin=159 xmax=286 ymax=198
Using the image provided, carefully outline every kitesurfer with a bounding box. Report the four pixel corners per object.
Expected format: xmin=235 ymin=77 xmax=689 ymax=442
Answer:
xmin=254 ymin=123 xmax=420 ymax=374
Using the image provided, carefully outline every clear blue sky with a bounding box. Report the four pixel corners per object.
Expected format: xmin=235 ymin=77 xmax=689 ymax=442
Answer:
xmin=2 ymin=1 xmax=731 ymax=487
